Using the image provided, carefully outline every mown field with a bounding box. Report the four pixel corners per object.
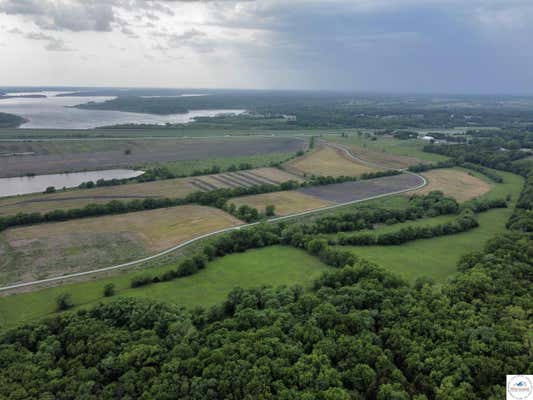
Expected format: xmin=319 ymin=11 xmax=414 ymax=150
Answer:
xmin=414 ymin=168 xmax=492 ymax=201
xmin=230 ymin=191 xmax=333 ymax=216
xmin=0 ymin=246 xmax=329 ymax=330
xmin=327 ymin=134 xmax=448 ymax=167
xmin=283 ymin=145 xmax=380 ymax=177
xmin=0 ymin=205 xmax=241 ymax=285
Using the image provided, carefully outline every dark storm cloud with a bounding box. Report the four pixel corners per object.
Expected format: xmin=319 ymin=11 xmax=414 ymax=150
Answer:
xmin=200 ymin=0 xmax=533 ymax=93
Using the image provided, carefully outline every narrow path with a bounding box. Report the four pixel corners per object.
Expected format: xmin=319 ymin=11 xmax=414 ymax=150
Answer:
xmin=0 ymin=142 xmax=427 ymax=292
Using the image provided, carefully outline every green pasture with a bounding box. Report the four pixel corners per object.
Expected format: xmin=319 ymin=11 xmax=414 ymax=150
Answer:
xmin=0 ymin=246 xmax=329 ymax=330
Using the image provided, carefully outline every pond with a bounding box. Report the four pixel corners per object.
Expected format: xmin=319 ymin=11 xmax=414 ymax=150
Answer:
xmin=0 ymin=169 xmax=145 ymax=198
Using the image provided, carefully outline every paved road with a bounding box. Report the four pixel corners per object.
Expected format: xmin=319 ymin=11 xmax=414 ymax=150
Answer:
xmin=0 ymin=143 xmax=426 ymax=292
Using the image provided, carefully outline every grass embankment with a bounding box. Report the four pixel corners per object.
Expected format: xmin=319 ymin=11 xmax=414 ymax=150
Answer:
xmin=0 ymin=246 xmax=329 ymax=330
xmin=328 ymin=134 xmax=448 ymax=166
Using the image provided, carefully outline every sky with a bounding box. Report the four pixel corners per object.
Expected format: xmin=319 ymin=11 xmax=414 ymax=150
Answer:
xmin=1 ymin=0 xmax=533 ymax=94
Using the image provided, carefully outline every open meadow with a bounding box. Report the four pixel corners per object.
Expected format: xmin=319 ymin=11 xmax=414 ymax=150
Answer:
xmin=0 ymin=246 xmax=329 ymax=330
xmin=0 ymin=205 xmax=241 ymax=285
xmin=338 ymin=208 xmax=512 ymax=283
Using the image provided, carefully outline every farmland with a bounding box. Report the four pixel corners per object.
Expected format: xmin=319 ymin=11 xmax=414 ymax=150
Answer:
xmin=0 ymin=136 xmax=306 ymax=177
xmin=0 ymin=246 xmax=329 ymax=330
xmin=230 ymin=191 xmax=333 ymax=216
xmin=283 ymin=145 xmax=380 ymax=177
xmin=0 ymin=167 xmax=301 ymax=216
xmin=414 ymin=168 xmax=492 ymax=201
xmin=0 ymin=205 xmax=241 ymax=285
xmin=298 ymin=172 xmax=423 ymax=203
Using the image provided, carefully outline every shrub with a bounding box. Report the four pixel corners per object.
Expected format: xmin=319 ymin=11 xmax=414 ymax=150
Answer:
xmin=56 ymin=293 xmax=73 ymax=311
xmin=131 ymin=275 xmax=153 ymax=288
xmin=265 ymin=204 xmax=276 ymax=217
xmin=103 ymin=283 xmax=115 ymax=297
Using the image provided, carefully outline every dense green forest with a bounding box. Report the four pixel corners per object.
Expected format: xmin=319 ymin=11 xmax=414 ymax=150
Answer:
xmin=0 ymin=112 xmax=26 ymax=128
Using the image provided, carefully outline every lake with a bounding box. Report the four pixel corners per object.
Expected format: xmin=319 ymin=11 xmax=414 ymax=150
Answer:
xmin=0 ymin=91 xmax=244 ymax=129
xmin=0 ymin=169 xmax=145 ymax=198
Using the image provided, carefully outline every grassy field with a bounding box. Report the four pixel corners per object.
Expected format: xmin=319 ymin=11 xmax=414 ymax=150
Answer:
xmin=327 ymin=135 xmax=448 ymax=167
xmin=0 ymin=246 xmax=330 ymax=330
xmin=283 ymin=146 xmax=380 ymax=177
xmin=154 ymin=152 xmax=296 ymax=176
xmin=230 ymin=191 xmax=333 ymax=216
xmin=414 ymin=168 xmax=492 ymax=202
xmin=0 ymin=205 xmax=241 ymax=285
xmin=338 ymin=208 xmax=512 ymax=283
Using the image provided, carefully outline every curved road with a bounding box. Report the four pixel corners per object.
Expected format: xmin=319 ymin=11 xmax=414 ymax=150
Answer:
xmin=0 ymin=142 xmax=426 ymax=292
